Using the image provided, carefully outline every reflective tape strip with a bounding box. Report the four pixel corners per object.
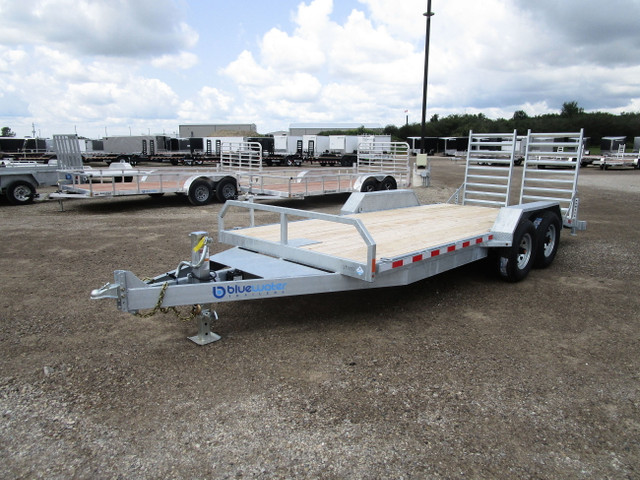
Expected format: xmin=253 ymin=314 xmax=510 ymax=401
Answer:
xmin=376 ymin=234 xmax=494 ymax=273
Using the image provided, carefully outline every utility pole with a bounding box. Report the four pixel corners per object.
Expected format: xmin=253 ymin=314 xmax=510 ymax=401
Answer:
xmin=420 ymin=0 xmax=434 ymax=154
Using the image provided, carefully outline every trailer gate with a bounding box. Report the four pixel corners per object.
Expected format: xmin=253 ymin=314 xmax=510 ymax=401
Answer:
xmin=461 ymin=131 xmax=517 ymax=207
xmin=519 ymin=130 xmax=586 ymax=233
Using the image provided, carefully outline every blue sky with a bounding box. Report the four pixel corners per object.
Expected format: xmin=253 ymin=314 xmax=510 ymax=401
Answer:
xmin=1 ymin=0 xmax=639 ymax=139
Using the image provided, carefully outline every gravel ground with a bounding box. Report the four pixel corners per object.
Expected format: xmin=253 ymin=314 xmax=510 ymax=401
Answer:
xmin=1 ymin=158 xmax=639 ymax=479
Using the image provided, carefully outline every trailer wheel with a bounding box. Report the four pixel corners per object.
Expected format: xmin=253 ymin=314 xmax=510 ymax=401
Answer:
xmin=497 ymin=219 xmax=537 ymax=282
xmin=188 ymin=179 xmax=214 ymax=206
xmin=215 ymin=177 xmax=237 ymax=202
xmin=6 ymin=181 xmax=35 ymax=205
xmin=380 ymin=176 xmax=397 ymax=190
xmin=533 ymin=211 xmax=561 ymax=269
xmin=360 ymin=178 xmax=379 ymax=192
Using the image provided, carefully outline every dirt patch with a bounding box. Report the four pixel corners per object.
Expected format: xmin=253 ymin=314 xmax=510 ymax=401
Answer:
xmin=1 ymin=159 xmax=639 ymax=478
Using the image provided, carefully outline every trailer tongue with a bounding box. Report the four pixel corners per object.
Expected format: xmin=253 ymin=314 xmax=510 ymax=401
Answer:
xmin=91 ymin=130 xmax=587 ymax=344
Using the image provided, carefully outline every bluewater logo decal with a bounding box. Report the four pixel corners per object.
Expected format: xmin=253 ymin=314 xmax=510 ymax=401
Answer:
xmin=212 ymin=282 xmax=287 ymax=299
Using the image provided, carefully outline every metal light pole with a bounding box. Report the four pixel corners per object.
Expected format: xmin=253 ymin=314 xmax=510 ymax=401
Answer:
xmin=420 ymin=0 xmax=434 ymax=154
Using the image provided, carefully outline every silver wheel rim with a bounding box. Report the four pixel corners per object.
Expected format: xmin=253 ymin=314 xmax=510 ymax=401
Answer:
xmin=194 ymin=186 xmax=209 ymax=202
xmin=221 ymin=184 xmax=235 ymax=199
xmin=543 ymin=224 xmax=557 ymax=257
xmin=14 ymin=185 xmax=32 ymax=202
xmin=517 ymin=233 xmax=533 ymax=269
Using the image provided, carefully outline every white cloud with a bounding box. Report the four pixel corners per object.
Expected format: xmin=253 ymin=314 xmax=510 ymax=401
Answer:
xmin=1 ymin=0 xmax=639 ymax=138
xmin=0 ymin=0 xmax=198 ymax=57
xmin=151 ymin=52 xmax=199 ymax=70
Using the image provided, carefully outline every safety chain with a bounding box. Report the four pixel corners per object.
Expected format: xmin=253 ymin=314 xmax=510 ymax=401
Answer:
xmin=134 ymin=282 xmax=201 ymax=322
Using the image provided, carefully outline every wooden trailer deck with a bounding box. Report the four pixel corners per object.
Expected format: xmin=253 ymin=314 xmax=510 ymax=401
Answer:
xmin=233 ymin=203 xmax=500 ymax=264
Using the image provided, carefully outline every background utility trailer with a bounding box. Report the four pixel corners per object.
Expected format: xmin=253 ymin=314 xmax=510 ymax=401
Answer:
xmin=236 ymin=141 xmax=411 ymax=199
xmin=91 ymin=131 xmax=586 ymax=344
xmin=595 ymin=144 xmax=640 ymax=170
xmin=0 ymin=159 xmax=59 ymax=205
xmin=49 ymin=135 xmax=256 ymax=207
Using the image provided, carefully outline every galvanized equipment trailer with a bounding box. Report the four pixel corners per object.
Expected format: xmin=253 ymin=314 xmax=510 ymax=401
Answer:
xmin=91 ymin=130 xmax=587 ymax=344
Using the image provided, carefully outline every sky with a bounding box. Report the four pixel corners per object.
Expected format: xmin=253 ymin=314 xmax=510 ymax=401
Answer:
xmin=1 ymin=0 xmax=639 ymax=139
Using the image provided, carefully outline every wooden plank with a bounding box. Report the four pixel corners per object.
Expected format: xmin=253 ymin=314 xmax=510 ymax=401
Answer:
xmin=234 ymin=204 xmax=499 ymax=262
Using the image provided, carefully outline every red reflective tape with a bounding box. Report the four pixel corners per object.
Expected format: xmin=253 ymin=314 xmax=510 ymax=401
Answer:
xmin=462 ymin=241 xmax=470 ymax=248
xmin=488 ymin=235 xmax=494 ymax=240
xmin=412 ymin=254 xmax=423 ymax=262
xmin=475 ymin=237 xmax=483 ymax=244
xmin=392 ymin=260 xmax=403 ymax=268
xmin=431 ymin=250 xmax=440 ymax=257
xmin=447 ymin=245 xmax=456 ymax=252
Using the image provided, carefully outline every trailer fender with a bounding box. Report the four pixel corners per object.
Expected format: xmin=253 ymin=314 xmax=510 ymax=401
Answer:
xmin=489 ymin=201 xmax=561 ymax=247
xmin=353 ymin=175 xmax=384 ymax=192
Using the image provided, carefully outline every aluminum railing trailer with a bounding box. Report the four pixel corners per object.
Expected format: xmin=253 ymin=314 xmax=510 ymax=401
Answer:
xmin=92 ymin=150 xmax=584 ymax=344
xmin=49 ymin=135 xmax=261 ymax=207
xmin=595 ymin=145 xmax=640 ymax=170
xmin=237 ymin=142 xmax=411 ymax=199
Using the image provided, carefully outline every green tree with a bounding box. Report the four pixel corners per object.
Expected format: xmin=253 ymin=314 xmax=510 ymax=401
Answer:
xmin=1 ymin=127 xmax=16 ymax=137
xmin=512 ymin=110 xmax=528 ymax=121
xmin=561 ymin=101 xmax=584 ymax=117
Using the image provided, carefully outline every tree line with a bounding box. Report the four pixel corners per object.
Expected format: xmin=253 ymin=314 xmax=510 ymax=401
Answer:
xmin=323 ymin=102 xmax=640 ymax=149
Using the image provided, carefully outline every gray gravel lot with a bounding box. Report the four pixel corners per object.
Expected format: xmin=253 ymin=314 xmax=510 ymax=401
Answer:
xmin=1 ymin=158 xmax=639 ymax=478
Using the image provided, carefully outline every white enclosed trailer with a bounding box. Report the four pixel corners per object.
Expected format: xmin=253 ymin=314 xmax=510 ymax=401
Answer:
xmin=91 ymin=131 xmax=587 ymax=344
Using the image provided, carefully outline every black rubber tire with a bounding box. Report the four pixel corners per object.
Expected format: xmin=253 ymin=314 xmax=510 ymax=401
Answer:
xmin=6 ymin=181 xmax=35 ymax=205
xmin=341 ymin=154 xmax=356 ymax=167
xmin=380 ymin=176 xmax=397 ymax=190
xmin=188 ymin=179 xmax=214 ymax=206
xmin=533 ymin=211 xmax=561 ymax=268
xmin=497 ymin=219 xmax=537 ymax=282
xmin=360 ymin=178 xmax=379 ymax=192
xmin=215 ymin=177 xmax=237 ymax=202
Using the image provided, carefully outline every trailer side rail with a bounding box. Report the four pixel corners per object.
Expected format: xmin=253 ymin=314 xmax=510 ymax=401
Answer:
xmin=461 ymin=131 xmax=517 ymax=208
xmin=219 ymin=200 xmax=377 ymax=282
xmin=236 ymin=170 xmax=360 ymax=198
xmin=520 ymin=130 xmax=586 ymax=232
xmin=55 ymin=167 xmax=205 ymax=197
